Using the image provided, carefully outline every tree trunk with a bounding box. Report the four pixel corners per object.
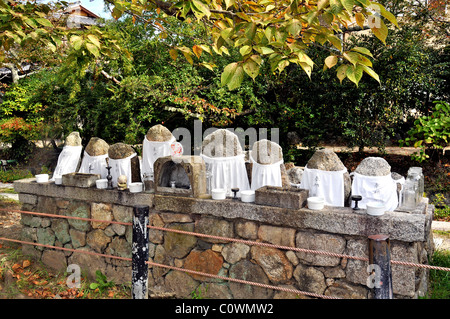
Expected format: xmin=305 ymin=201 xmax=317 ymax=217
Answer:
xmin=3 ymin=63 xmax=19 ymax=83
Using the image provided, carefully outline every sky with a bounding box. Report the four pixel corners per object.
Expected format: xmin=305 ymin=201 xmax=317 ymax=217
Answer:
xmin=79 ymin=0 xmax=110 ymax=19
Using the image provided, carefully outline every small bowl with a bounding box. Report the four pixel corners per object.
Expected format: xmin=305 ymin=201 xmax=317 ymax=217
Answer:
xmin=240 ymin=190 xmax=255 ymax=203
xmin=96 ymin=179 xmax=108 ymax=189
xmin=129 ymin=182 xmax=143 ymax=193
xmin=307 ymin=196 xmax=325 ymax=210
xmin=366 ymin=202 xmax=385 ymax=216
xmin=54 ymin=176 xmax=62 ymax=185
xmin=212 ymin=188 xmax=226 ymax=200
xmin=36 ymin=174 xmax=49 ymax=183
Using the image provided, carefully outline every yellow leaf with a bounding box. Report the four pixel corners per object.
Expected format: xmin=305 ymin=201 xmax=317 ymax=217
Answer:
xmin=169 ymin=49 xmax=178 ymax=61
xmin=324 ymin=55 xmax=338 ymax=69
xmin=192 ymin=45 xmax=202 ymax=59
xmin=355 ymin=12 xmax=365 ymax=28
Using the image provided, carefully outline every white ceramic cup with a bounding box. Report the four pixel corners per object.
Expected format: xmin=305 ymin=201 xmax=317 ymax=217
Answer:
xmin=307 ymin=196 xmax=325 ymax=210
xmin=35 ymin=174 xmax=49 ymax=183
xmin=129 ymin=182 xmax=143 ymax=193
xmin=240 ymin=190 xmax=255 ymax=203
xmin=366 ymin=202 xmax=385 ymax=216
xmin=96 ymin=179 xmax=108 ymax=189
xmin=212 ymin=188 xmax=226 ymax=200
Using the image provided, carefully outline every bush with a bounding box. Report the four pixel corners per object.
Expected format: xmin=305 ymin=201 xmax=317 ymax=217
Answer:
xmin=400 ymin=101 xmax=450 ymax=162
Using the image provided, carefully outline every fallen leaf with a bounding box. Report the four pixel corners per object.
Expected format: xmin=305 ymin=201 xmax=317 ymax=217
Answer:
xmin=23 ymin=260 xmax=31 ymax=268
xmin=108 ymin=291 xmax=115 ymax=298
xmin=12 ymin=263 xmax=21 ymax=272
xmin=33 ymin=280 xmax=48 ymax=286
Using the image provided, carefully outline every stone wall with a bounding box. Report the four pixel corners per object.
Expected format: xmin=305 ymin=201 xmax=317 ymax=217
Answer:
xmin=14 ymin=178 xmax=434 ymax=299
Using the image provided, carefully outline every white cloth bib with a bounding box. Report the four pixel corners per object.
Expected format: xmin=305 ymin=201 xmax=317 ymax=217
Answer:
xmin=141 ymin=136 xmax=176 ymax=180
xmin=300 ymin=165 xmax=347 ymax=207
xmin=350 ymin=172 xmax=399 ymax=211
xmin=51 ymin=145 xmax=82 ymax=181
xmin=78 ymin=151 xmax=109 ymax=179
xmin=250 ymin=154 xmax=283 ymax=191
xmin=201 ymin=153 xmax=250 ymax=196
xmin=109 ymin=153 xmax=137 ymax=187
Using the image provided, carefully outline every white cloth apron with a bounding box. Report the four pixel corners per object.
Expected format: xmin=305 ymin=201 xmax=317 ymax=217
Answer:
xmin=300 ymin=165 xmax=347 ymax=207
xmin=249 ymin=154 xmax=283 ymax=191
xmin=141 ymin=136 xmax=176 ymax=180
xmin=201 ymin=153 xmax=250 ymax=196
xmin=50 ymin=145 xmax=82 ymax=181
xmin=350 ymin=172 xmax=399 ymax=211
xmin=78 ymin=151 xmax=109 ymax=179
xmin=109 ymin=153 xmax=137 ymax=187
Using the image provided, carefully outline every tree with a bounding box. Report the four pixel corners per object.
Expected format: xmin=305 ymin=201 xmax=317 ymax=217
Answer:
xmin=102 ymin=0 xmax=399 ymax=88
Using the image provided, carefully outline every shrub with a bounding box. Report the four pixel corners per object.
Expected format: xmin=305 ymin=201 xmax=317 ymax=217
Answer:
xmin=400 ymin=101 xmax=450 ymax=162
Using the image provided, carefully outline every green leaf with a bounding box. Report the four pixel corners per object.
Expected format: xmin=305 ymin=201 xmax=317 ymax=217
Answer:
xmin=191 ymin=0 xmax=211 ymax=18
xmin=86 ymin=42 xmax=100 ymax=57
xmin=257 ymin=46 xmax=275 ymax=55
xmin=346 ymin=64 xmax=363 ymax=86
xmin=327 ymin=35 xmax=342 ymax=52
xmin=286 ymin=19 xmax=301 ymax=36
xmin=299 ymin=62 xmax=312 ymax=79
xmin=350 ymin=46 xmax=373 ymax=57
xmin=35 ymin=18 xmax=53 ymax=28
xmin=245 ymin=22 xmax=257 ymax=40
xmin=87 ymin=34 xmax=101 ymax=48
xmin=70 ymin=36 xmax=83 ymax=51
xmin=221 ymin=62 xmax=245 ymax=90
xmin=89 ymin=283 xmax=99 ymax=289
xmin=243 ymin=59 xmax=260 ymax=80
xmin=340 ymin=0 xmax=355 ymax=14
xmin=239 ymin=45 xmax=252 ymax=57
xmin=361 ymin=65 xmax=380 ymax=83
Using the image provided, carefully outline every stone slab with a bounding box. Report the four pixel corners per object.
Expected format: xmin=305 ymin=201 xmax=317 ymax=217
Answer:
xmin=154 ymin=195 xmax=432 ymax=243
xmin=15 ymin=178 xmax=432 ymax=242
xmin=255 ymin=186 xmax=308 ymax=209
xmin=14 ymin=178 xmax=153 ymax=208
xmin=62 ymin=173 xmax=100 ymax=188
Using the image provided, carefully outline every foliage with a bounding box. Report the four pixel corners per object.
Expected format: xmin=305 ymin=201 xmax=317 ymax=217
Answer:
xmin=400 ymin=101 xmax=450 ymax=162
xmin=104 ymin=0 xmax=397 ymax=87
xmin=0 ymin=75 xmax=47 ymax=160
xmin=431 ymin=193 xmax=450 ymax=222
xmin=89 ymin=270 xmax=115 ymax=293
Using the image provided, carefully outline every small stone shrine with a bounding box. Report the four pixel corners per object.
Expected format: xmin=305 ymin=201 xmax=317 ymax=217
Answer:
xmin=300 ymin=148 xmax=351 ymax=207
xmin=201 ymin=129 xmax=250 ymax=195
xmin=249 ymin=139 xmax=290 ymax=190
xmin=351 ymin=157 xmax=400 ymax=211
xmin=50 ymin=131 xmax=83 ymax=181
xmin=108 ymin=143 xmax=141 ymax=187
xmin=78 ymin=137 xmax=109 ymax=178
xmin=142 ymin=124 xmax=176 ymax=190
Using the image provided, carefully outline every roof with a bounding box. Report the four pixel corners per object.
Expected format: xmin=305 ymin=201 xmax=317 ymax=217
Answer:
xmin=64 ymin=2 xmax=100 ymax=19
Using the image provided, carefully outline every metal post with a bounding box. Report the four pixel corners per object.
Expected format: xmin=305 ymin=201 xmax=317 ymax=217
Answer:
xmin=368 ymin=234 xmax=393 ymax=299
xmin=132 ymin=205 xmax=149 ymax=299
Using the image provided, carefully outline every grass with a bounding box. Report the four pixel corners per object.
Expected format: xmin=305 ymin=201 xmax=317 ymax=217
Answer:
xmin=423 ymin=249 xmax=450 ymax=299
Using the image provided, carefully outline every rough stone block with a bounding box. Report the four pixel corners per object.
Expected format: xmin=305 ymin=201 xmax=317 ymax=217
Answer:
xmin=255 ymin=186 xmax=308 ymax=209
xmin=62 ymin=172 xmax=100 ymax=188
